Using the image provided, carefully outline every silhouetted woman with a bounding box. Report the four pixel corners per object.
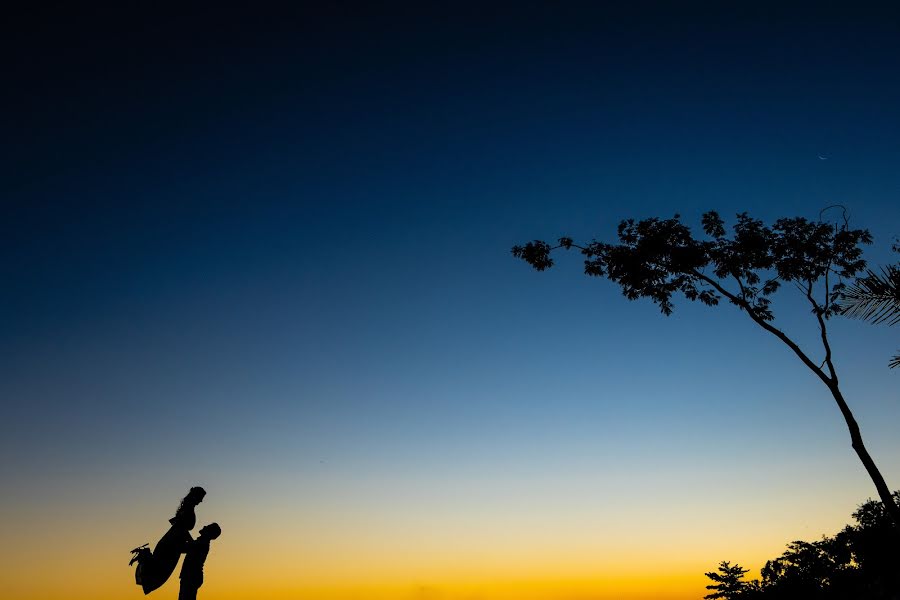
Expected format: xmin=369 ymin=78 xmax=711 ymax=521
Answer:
xmin=131 ymin=487 xmax=206 ymax=595
xmin=170 ymin=487 xmax=206 ymax=531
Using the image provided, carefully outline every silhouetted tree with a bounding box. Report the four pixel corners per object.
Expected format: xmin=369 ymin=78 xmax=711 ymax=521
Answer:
xmin=709 ymin=492 xmax=900 ymax=599
xmin=844 ymin=491 xmax=900 ymax=597
xmin=758 ymin=537 xmax=857 ymax=599
xmin=705 ymin=561 xmax=752 ymax=599
xmin=838 ymin=242 xmax=900 ymax=368
xmin=512 ymin=211 xmax=900 ymax=525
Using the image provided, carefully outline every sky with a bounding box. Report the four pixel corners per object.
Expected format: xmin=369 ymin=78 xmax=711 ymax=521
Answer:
xmin=2 ymin=3 xmax=900 ymax=600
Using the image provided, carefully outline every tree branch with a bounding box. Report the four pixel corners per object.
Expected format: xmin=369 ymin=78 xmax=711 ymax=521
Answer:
xmin=690 ymin=270 xmax=832 ymax=386
xmin=805 ymin=280 xmax=838 ymax=384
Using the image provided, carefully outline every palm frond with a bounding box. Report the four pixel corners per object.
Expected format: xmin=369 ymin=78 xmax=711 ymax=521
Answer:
xmin=838 ymin=266 xmax=900 ymax=326
xmin=890 ymin=352 xmax=900 ymax=369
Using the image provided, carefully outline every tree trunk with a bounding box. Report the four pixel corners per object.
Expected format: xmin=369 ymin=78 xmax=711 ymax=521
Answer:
xmin=828 ymin=383 xmax=900 ymax=526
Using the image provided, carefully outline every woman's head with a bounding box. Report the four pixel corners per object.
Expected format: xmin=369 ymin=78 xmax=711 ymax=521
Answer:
xmin=187 ymin=487 xmax=206 ymax=504
xmin=177 ymin=487 xmax=206 ymax=514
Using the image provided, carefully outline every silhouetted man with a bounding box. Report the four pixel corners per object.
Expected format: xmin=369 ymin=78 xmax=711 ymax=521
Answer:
xmin=178 ymin=523 xmax=221 ymax=600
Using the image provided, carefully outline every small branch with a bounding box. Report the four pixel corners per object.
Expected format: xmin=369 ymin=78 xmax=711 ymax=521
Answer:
xmin=805 ymin=280 xmax=838 ymax=384
xmin=819 ymin=204 xmax=850 ymax=229
xmin=731 ymin=274 xmax=749 ymax=302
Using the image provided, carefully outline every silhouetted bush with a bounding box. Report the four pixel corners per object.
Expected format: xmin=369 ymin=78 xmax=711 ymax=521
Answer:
xmin=706 ymin=491 xmax=900 ymax=599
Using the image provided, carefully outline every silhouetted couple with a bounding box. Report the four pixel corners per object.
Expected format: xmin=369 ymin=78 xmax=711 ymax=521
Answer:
xmin=130 ymin=486 xmax=221 ymax=599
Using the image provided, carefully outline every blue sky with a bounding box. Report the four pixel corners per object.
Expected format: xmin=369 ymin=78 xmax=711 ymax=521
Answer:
xmin=2 ymin=4 xmax=899 ymax=599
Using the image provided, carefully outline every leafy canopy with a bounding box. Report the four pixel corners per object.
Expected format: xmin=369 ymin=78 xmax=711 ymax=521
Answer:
xmin=512 ymin=211 xmax=872 ymax=320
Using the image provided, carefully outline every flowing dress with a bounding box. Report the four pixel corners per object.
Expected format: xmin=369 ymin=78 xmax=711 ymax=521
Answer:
xmin=139 ymin=507 xmax=196 ymax=594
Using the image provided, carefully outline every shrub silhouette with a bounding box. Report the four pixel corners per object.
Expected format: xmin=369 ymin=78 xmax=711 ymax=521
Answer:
xmin=705 ymin=491 xmax=900 ymax=599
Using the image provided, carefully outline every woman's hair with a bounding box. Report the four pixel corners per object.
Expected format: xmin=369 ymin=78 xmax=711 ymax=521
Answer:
xmin=175 ymin=486 xmax=206 ymax=514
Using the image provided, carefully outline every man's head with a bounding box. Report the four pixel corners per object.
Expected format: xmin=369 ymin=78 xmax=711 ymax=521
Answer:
xmin=199 ymin=523 xmax=221 ymax=540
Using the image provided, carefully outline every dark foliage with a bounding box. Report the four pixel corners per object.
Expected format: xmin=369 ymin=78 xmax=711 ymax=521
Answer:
xmin=705 ymin=561 xmax=753 ymax=599
xmin=839 ymin=266 xmax=900 ymax=326
xmin=512 ymin=211 xmax=870 ymax=319
xmin=837 ymin=242 xmax=900 ymax=368
xmin=706 ymin=492 xmax=900 ymax=600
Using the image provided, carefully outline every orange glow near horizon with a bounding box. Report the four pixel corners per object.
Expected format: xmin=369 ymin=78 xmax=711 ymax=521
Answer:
xmin=0 ymin=469 xmax=872 ymax=600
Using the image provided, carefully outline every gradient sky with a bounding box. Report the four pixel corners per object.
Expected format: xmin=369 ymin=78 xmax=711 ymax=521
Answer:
xmin=2 ymin=4 xmax=900 ymax=600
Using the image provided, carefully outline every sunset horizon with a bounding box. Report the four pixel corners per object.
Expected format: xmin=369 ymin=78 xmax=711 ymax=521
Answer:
xmin=3 ymin=4 xmax=900 ymax=600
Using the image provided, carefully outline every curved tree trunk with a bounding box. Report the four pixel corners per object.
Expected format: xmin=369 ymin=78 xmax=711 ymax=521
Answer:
xmin=828 ymin=383 xmax=900 ymax=525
